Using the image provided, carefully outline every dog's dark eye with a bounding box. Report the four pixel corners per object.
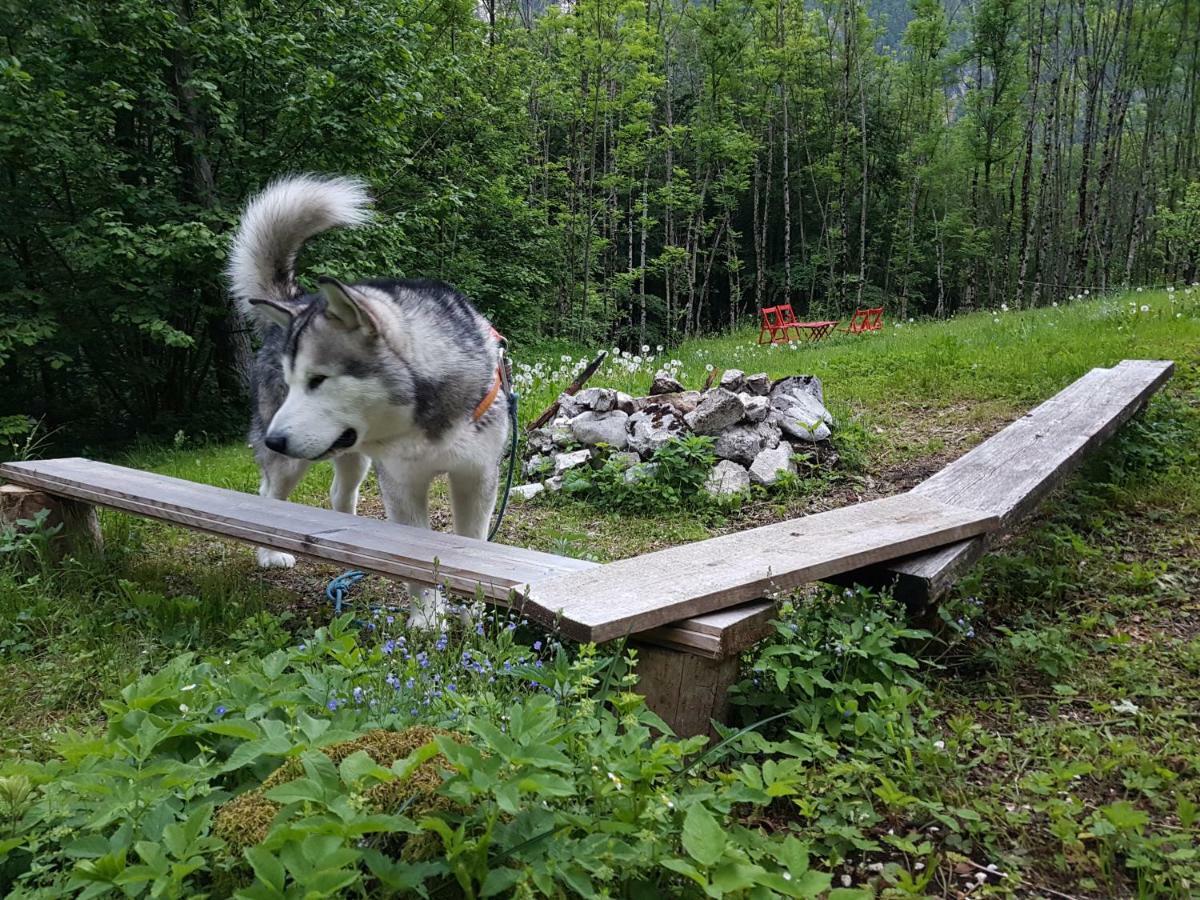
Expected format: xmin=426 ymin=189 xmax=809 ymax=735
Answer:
xmin=307 ymin=375 xmax=327 ymax=391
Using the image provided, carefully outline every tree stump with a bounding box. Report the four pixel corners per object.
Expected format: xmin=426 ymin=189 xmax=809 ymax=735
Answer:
xmin=0 ymin=484 xmax=103 ymax=558
xmin=632 ymin=640 xmax=739 ymax=739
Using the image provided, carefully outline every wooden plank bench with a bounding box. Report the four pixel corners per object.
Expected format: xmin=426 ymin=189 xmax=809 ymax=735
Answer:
xmin=0 ymin=358 xmax=1173 ymax=737
xmin=633 ymin=359 xmax=1175 ymax=732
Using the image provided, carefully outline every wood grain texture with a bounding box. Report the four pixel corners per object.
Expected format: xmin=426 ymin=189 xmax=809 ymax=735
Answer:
xmin=632 ymin=641 xmax=740 ymax=737
xmin=862 ymin=359 xmax=1174 ymax=600
xmin=523 ymin=493 xmax=997 ymax=642
xmin=0 ymin=458 xmax=591 ymax=598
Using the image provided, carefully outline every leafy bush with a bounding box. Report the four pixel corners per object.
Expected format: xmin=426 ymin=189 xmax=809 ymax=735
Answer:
xmin=0 ymin=611 xmax=854 ymax=898
xmin=560 ymin=435 xmax=732 ymax=513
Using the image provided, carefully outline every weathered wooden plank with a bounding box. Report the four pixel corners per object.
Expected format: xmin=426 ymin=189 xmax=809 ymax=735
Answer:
xmin=522 ymin=493 xmax=997 ymax=642
xmin=850 ymin=359 xmax=1175 ymax=602
xmin=0 ymin=458 xmax=592 ymax=599
xmin=639 ymin=601 xmax=776 ymax=658
xmin=648 ymin=359 xmax=1176 ymax=654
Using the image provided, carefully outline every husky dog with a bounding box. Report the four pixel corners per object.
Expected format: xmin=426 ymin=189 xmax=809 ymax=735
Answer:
xmin=226 ymin=175 xmax=510 ymax=628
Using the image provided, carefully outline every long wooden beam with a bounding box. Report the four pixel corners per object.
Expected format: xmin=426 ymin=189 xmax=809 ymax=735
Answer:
xmin=520 ymin=493 xmax=996 ymax=642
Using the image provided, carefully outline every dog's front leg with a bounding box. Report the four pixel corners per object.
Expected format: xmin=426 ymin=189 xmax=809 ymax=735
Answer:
xmin=376 ymin=464 xmax=445 ymax=631
xmin=447 ymin=464 xmax=499 ymax=542
xmin=255 ymin=451 xmax=312 ymax=568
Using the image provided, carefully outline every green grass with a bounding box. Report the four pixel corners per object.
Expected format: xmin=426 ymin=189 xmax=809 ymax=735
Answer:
xmin=2 ymin=288 xmax=1199 ymax=893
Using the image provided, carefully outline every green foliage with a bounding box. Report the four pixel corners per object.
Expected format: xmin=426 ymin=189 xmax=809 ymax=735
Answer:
xmin=0 ymin=627 xmax=846 ymax=897
xmin=560 ymin=435 xmax=730 ymax=513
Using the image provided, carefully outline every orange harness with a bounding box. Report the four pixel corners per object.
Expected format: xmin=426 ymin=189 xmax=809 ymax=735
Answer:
xmin=471 ymin=327 xmax=507 ymax=422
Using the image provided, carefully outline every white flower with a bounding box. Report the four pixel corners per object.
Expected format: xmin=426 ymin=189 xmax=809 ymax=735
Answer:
xmin=1137 ymin=286 xmax=1144 ymax=292
xmin=1084 ymin=289 xmax=1090 ymax=295
xmin=656 ymin=344 xmax=664 ymax=352
xmin=705 ymin=363 xmax=714 ymax=371
xmin=840 ymin=875 xmax=852 ymax=887
xmin=1052 ymin=301 xmax=1058 ymax=307
xmin=993 ymin=317 xmax=1000 ymax=323
xmin=933 ymin=740 xmax=945 ymax=750
xmin=1113 ymin=698 xmax=1139 ymax=715
xmin=1140 ymin=305 xmax=1150 ymax=313
xmin=641 ymin=344 xmax=650 ymax=353
xmin=179 ymin=704 xmax=189 ymax=714
xmin=1000 ymin=303 xmax=1009 ymax=311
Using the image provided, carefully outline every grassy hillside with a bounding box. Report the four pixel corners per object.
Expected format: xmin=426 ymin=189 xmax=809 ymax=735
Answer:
xmin=2 ymin=289 xmax=1198 ymax=895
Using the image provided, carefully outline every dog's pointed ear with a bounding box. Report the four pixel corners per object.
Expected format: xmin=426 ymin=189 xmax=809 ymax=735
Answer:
xmin=318 ymin=277 xmax=378 ymax=335
xmin=248 ymin=298 xmax=299 ymax=329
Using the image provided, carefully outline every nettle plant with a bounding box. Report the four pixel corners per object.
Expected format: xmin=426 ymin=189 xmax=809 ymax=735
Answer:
xmin=0 ymin=611 xmax=860 ymax=898
xmin=561 ymin=435 xmax=732 ymax=514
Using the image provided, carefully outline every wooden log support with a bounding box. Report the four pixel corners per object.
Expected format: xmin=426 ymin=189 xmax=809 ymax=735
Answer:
xmin=0 ymin=483 xmax=102 ymax=557
xmin=632 ymin=641 xmax=739 ymax=739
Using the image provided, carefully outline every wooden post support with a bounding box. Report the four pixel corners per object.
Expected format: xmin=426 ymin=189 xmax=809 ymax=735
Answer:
xmin=0 ymin=484 xmax=102 ymax=557
xmin=632 ymin=640 xmax=740 ymax=739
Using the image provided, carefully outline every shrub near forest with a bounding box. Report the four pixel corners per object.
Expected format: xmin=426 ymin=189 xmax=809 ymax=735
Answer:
xmin=0 ymin=610 xmax=862 ymax=899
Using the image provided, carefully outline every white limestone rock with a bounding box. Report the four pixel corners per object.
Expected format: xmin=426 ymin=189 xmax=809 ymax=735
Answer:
xmin=749 ymin=445 xmax=796 ymax=486
xmin=553 ymin=449 xmax=592 ymax=475
xmin=704 ymin=460 xmax=750 ymax=497
xmin=684 ymin=388 xmax=744 ymax=435
xmin=569 ymin=410 xmax=630 ymax=449
xmin=510 ymin=483 xmax=545 ymax=501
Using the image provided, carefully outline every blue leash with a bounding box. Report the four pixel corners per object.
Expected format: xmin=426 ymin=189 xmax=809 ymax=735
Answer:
xmin=324 ymin=379 xmax=520 ymax=618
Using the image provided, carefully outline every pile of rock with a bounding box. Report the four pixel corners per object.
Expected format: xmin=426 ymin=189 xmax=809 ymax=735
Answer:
xmin=516 ymin=369 xmax=835 ymax=500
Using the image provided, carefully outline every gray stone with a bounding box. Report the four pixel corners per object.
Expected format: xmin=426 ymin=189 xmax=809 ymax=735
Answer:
xmin=614 ymin=391 xmax=637 ymax=414
xmin=649 ymin=370 xmax=686 ymax=395
xmin=608 ymin=451 xmax=641 ymax=469
xmin=627 ymin=406 xmax=686 ymax=457
xmin=553 ymin=449 xmax=592 ymax=475
xmin=574 ymin=387 xmax=617 ymax=412
xmin=526 ymin=427 xmax=555 ymax=454
xmin=771 ymin=399 xmax=833 ymax=443
xmin=550 ymin=419 xmax=575 ymax=447
xmin=653 ymin=390 xmax=703 ymax=415
xmin=545 ymin=476 xmax=565 ymax=492
xmin=623 ymin=462 xmax=660 ymax=484
xmin=749 ymin=445 xmax=796 ymax=486
xmin=684 ymin=388 xmax=744 ymax=435
xmin=713 ymin=421 xmax=779 ymax=466
xmin=510 ymin=483 xmax=545 ymax=501
xmin=704 ymin=460 xmax=750 ymax=497
xmin=569 ymin=410 xmax=629 ymax=449
xmin=523 ymin=454 xmax=551 ymax=478
xmin=739 ymin=393 xmax=770 ymax=423
xmin=719 ymin=368 xmax=746 ymax=393
xmin=745 ymin=372 xmax=771 ymax=396
xmin=769 ymin=374 xmax=825 ymax=406
xmin=555 ymin=392 xmax=586 ymax=419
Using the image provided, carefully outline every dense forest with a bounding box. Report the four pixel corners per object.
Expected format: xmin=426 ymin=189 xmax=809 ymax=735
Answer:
xmin=1 ymin=0 xmax=1198 ymax=441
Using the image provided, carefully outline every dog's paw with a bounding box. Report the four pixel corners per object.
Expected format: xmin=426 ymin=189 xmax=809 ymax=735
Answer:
xmin=407 ymin=592 xmax=447 ymax=631
xmin=256 ymin=547 xmax=297 ymax=569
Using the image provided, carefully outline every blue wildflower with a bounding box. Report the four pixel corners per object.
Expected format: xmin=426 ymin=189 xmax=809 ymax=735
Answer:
xmin=215 ymin=705 xmax=227 ymax=717
xmin=327 ymin=699 xmax=339 ymax=711
xmin=533 ymin=640 xmax=543 ymax=651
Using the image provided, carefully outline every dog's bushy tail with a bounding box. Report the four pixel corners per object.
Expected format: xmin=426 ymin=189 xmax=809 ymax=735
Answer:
xmin=226 ymin=174 xmax=372 ymax=324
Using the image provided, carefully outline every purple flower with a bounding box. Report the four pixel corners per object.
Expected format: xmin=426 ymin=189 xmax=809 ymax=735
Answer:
xmin=533 ymin=641 xmax=543 ymax=651
xmin=327 ymin=699 xmax=340 ymax=711
xmin=435 ymin=633 xmax=449 ymax=652
xmin=352 ymin=686 xmax=364 ymax=704
xmin=447 ymin=683 xmax=457 ymax=693
xmin=214 ymin=706 xmax=227 ymax=718
xmin=382 ymin=640 xmax=395 ymax=655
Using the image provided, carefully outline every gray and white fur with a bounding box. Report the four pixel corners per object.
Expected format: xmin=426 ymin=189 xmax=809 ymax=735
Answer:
xmin=226 ymin=175 xmax=510 ymax=628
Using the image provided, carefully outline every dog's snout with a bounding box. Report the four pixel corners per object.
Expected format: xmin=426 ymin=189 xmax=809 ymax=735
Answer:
xmin=264 ymin=433 xmax=289 ymax=455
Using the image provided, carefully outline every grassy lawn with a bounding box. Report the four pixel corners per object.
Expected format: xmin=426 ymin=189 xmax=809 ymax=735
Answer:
xmin=2 ymin=289 xmax=1199 ymax=895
